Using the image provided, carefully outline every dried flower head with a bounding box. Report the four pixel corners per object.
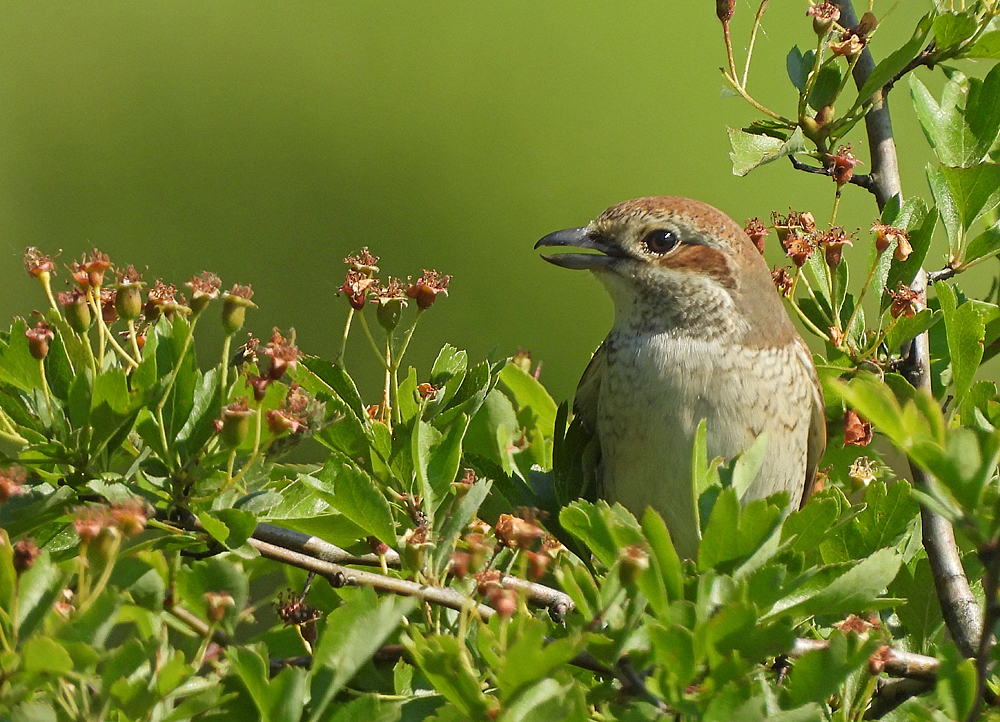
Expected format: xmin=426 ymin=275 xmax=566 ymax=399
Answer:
xmin=23 ymin=248 xmax=56 ymax=280
xmin=844 ymin=409 xmax=873 ymax=446
xmin=889 ymin=283 xmax=920 ymax=319
xmin=245 ymin=375 xmax=271 ymax=403
xmin=73 ymin=505 xmax=111 ymax=544
xmin=145 ymin=281 xmax=190 ymax=321
xmin=339 ymin=269 xmax=376 ymax=310
xmin=344 ymin=247 xmax=380 ymax=276
xmin=25 ymin=321 xmax=54 ymax=361
xmin=266 ymin=383 xmax=312 ymax=435
xmin=110 ymin=498 xmax=148 ymax=537
xmin=807 ymin=2 xmax=841 ymax=35
xmin=13 ymin=538 xmax=40 ymax=574
xmin=100 ymin=288 xmax=118 ymax=324
xmin=406 ymin=270 xmax=452 ymax=310
xmin=771 ymin=266 xmax=794 ymax=298
xmin=782 ymin=230 xmax=814 ymax=268
xmin=828 ymin=326 xmax=846 ymax=347
xmin=69 ymin=250 xmax=113 ymax=290
xmin=495 ymin=513 xmax=545 ymax=550
xmin=744 ymin=218 xmax=769 ymax=255
xmin=618 ymin=545 xmax=650 ymax=587
xmin=262 ymin=328 xmax=300 ymax=380
xmin=818 ymin=226 xmax=854 ymax=267
xmin=0 ymin=466 xmax=25 ymax=503
xmin=829 ymin=145 xmax=861 ymax=186
xmin=275 ymin=588 xmax=321 ymax=627
xmin=417 ymin=382 xmax=439 ymax=401
xmin=186 ymin=272 xmax=222 ymax=314
xmin=204 ymin=591 xmax=235 ymax=623
xmin=221 ymin=285 xmax=256 ymax=334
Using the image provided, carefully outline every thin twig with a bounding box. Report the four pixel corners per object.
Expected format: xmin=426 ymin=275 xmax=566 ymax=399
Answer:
xmin=250 ymin=537 xmax=497 ymax=620
xmin=787 ymin=155 xmax=877 ymax=192
xmin=968 ymin=541 xmax=1000 ymax=722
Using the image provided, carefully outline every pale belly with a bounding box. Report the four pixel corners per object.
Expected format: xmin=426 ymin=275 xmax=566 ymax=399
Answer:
xmin=596 ymin=332 xmax=811 ymax=559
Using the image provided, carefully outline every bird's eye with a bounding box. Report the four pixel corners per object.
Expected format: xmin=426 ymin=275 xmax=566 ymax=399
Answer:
xmin=641 ymin=228 xmax=679 ymax=255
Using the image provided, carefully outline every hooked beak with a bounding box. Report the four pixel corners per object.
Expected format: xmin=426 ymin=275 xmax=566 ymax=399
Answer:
xmin=534 ymin=227 xmax=622 ymax=270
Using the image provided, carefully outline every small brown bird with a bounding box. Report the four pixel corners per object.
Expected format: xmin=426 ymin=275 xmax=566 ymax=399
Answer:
xmin=536 ymin=197 xmax=825 ymax=559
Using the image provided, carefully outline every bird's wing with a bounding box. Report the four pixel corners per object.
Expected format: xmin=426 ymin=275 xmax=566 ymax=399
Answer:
xmin=570 ymin=340 xmax=605 ymax=501
xmin=796 ymin=338 xmax=827 ymax=508
xmin=574 ymin=340 xmax=605 ymax=428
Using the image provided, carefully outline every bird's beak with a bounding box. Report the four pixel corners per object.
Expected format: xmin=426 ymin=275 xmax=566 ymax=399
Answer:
xmin=534 ymin=227 xmax=621 ymax=270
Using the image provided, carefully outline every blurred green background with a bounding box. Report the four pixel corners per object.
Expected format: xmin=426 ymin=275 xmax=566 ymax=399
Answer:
xmin=0 ymin=2 xmax=952 ymax=403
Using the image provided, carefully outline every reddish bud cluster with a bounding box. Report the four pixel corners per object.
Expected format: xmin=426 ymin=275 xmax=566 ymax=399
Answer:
xmin=13 ymin=538 xmax=40 ymax=574
xmin=262 ymin=328 xmax=300 ymax=380
xmin=265 ymin=383 xmax=313 ymax=436
xmin=204 ymin=591 xmax=236 ymax=623
xmin=73 ymin=499 xmax=149 ymax=543
xmin=275 ymin=588 xmax=321 ymax=627
xmin=830 ymin=12 xmax=875 ymax=57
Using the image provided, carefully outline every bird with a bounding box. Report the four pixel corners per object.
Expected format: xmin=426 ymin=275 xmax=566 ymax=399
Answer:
xmin=535 ymin=196 xmax=826 ymax=559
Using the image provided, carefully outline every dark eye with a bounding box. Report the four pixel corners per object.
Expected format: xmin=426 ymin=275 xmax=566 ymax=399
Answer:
xmin=641 ymin=228 xmax=678 ymax=255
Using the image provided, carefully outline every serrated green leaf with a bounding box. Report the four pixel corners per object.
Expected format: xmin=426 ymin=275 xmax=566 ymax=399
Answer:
xmin=22 ymin=635 xmax=74 ymax=674
xmin=306 ymin=457 xmax=396 ymax=545
xmin=968 ymin=29 xmax=1000 ymax=58
xmin=933 ymin=11 xmax=978 ymax=49
xmin=728 ymin=126 xmax=805 ymax=177
xmin=852 ymin=14 xmax=932 ymax=110
xmin=938 ymin=282 xmax=986 ymax=405
xmin=884 ymin=308 xmax=942 ymax=351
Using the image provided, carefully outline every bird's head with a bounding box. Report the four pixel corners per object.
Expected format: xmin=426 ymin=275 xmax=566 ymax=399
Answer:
xmin=536 ymin=196 xmax=795 ymax=343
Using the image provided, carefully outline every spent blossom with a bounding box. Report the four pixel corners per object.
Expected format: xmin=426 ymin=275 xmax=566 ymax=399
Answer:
xmin=406 ymin=270 xmax=452 ymax=310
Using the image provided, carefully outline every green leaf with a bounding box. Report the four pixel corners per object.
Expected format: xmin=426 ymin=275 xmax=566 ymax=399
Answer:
xmin=786 ymin=46 xmax=812 ymax=91
xmin=963 ymin=223 xmax=1000 ymax=265
xmin=698 ymin=488 xmax=783 ymax=573
xmin=808 ymin=66 xmax=841 ymax=110
xmin=560 ymin=500 xmax=643 ymax=569
xmin=928 ymin=163 xmax=1000 ymax=256
xmin=427 ymin=413 xmax=470 ymax=516
xmin=22 ymin=635 xmax=74 ymax=674
xmin=498 ymin=677 xmax=586 ymax=722
xmin=883 ymin=199 xmax=937 ymax=300
xmin=301 ymin=356 xmax=366 ymax=418
xmin=933 ymin=11 xmax=978 ymax=49
xmin=785 ymin=633 xmax=880 ymax=708
xmin=968 ymin=29 xmax=1000 ymax=58
xmin=212 ymin=508 xmax=257 ymax=548
xmin=16 ymin=550 xmax=63 ymax=640
xmin=937 ymin=643 xmax=978 ymax=721
xmin=912 ymin=65 xmax=1000 ymax=167
xmin=497 ymin=363 xmax=557 ymax=438
xmin=728 ymin=126 xmax=805 ymax=177
xmin=767 ymin=548 xmax=902 ymax=619
xmin=637 ymin=508 xmax=683 ymax=616
xmin=938 ymin=282 xmax=986 ymax=406
xmin=884 ymin=308 xmax=942 ymax=351
xmin=411 ymin=416 xmax=442 ymax=524
xmin=401 ymin=627 xmax=491 ymax=719
xmin=431 ymin=479 xmax=492 ymax=575
xmin=0 ymin=318 xmax=44 ymax=394
xmin=494 ymin=618 xmax=582 ymax=697
xmin=306 ymin=457 xmax=396 ymax=545
xmin=851 ymin=13 xmax=932 ymax=110
xmin=308 ymin=591 xmax=415 ymax=722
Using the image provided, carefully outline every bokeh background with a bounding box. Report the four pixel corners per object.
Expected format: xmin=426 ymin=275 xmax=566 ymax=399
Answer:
xmin=0 ymin=2 xmax=954 ymax=404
